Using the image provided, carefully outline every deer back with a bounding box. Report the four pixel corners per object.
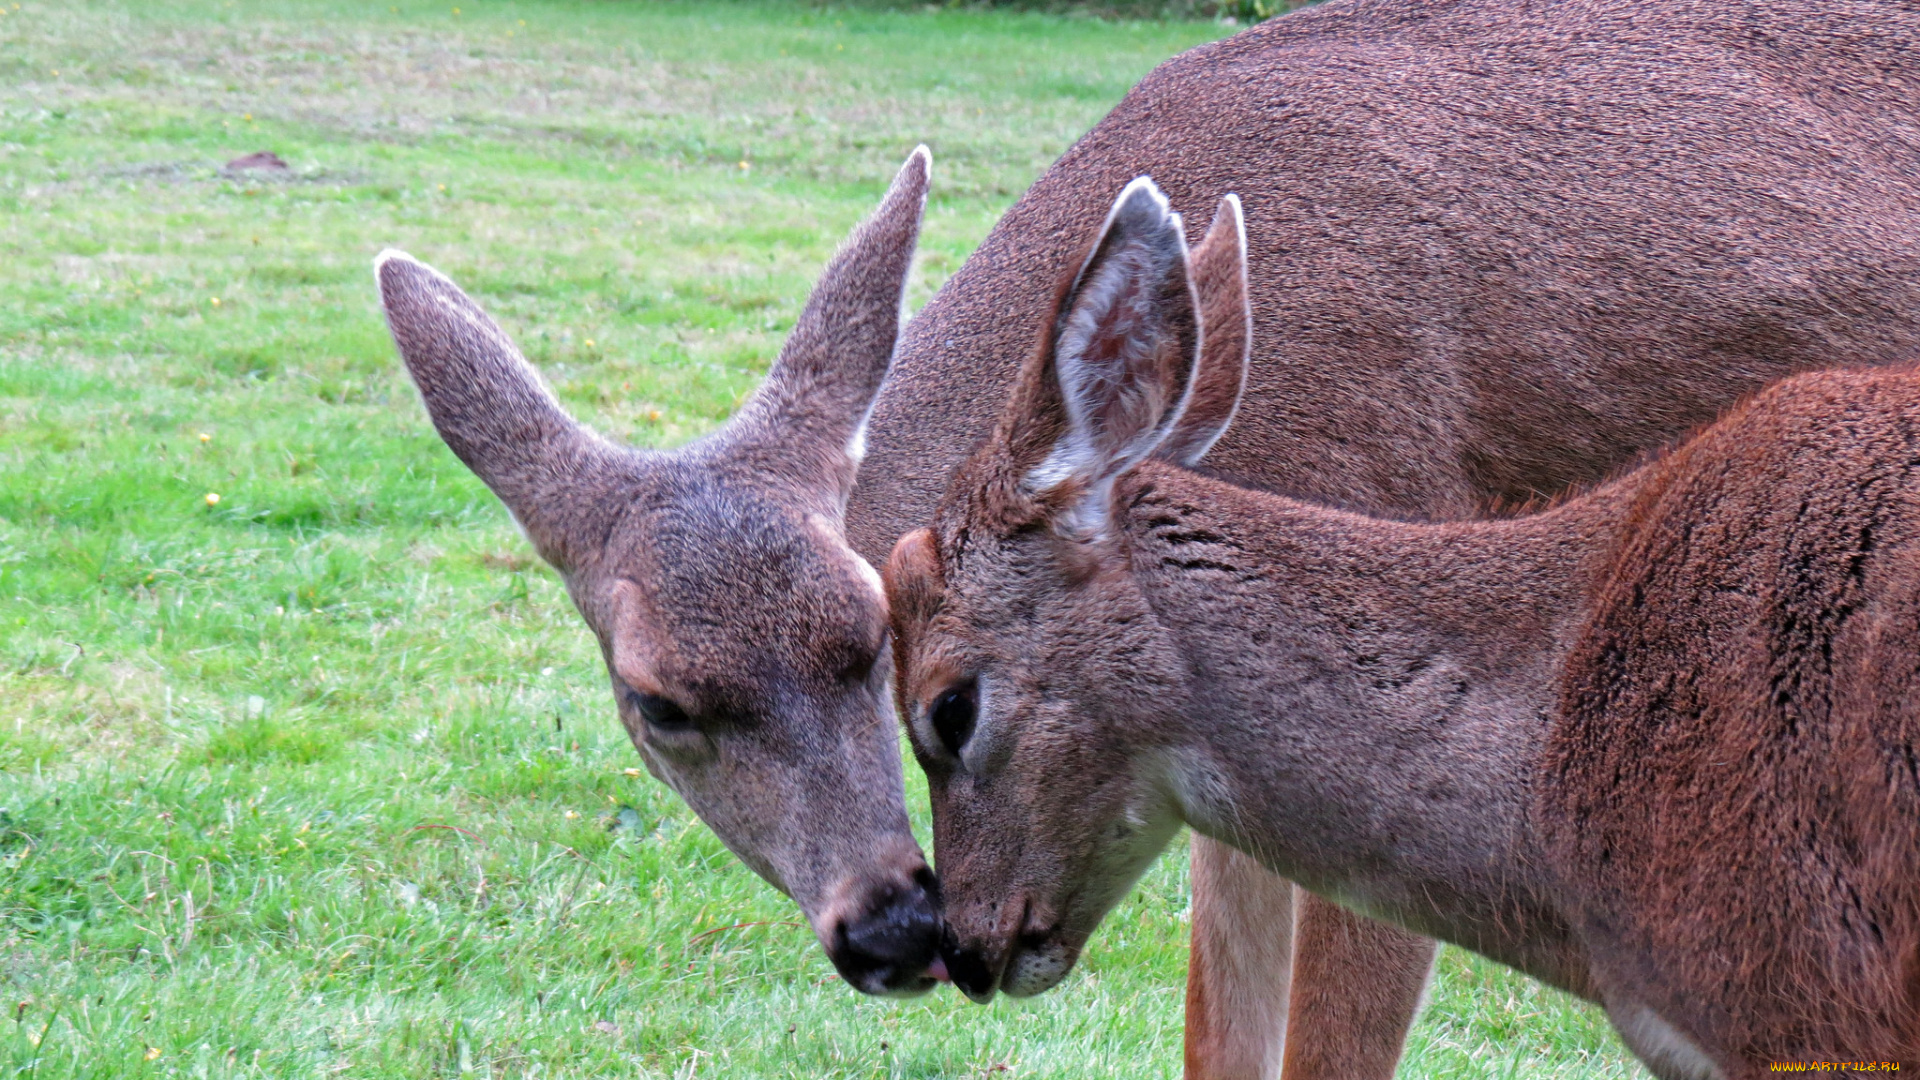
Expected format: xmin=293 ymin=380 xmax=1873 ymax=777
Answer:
xmin=1546 ymin=368 xmax=1920 ymax=1061
xmin=852 ymin=0 xmax=1920 ymax=559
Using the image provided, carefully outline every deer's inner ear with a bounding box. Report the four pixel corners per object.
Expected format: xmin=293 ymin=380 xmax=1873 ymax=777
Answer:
xmin=884 ymin=528 xmax=945 ymax=630
xmin=1023 ymin=176 xmax=1200 ymax=517
xmin=1157 ymin=192 xmax=1249 ymax=468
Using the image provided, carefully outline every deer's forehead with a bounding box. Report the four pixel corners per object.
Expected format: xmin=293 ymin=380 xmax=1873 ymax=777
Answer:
xmin=913 ymin=552 xmax=1051 ymax=667
xmin=941 ymin=530 xmax=1080 ymax=612
xmin=920 ymin=535 xmax=1147 ymax=694
xmin=602 ymin=495 xmax=887 ymax=672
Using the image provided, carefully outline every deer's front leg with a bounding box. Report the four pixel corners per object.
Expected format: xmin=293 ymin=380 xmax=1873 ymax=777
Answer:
xmin=1182 ymin=839 xmax=1438 ymax=1080
xmin=1184 ymin=836 xmax=1294 ymax=1080
xmin=1279 ymin=895 xmax=1436 ymax=1080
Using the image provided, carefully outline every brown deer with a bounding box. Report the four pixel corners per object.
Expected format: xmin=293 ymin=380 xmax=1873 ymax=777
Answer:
xmin=883 ymin=176 xmax=1920 ymax=1077
xmin=376 ymin=151 xmax=945 ymax=997
xmin=378 ymin=0 xmax=1920 ymax=1070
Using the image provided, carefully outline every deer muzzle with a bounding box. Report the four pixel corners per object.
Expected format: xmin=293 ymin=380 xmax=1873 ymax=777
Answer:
xmin=939 ymin=892 xmax=1082 ymax=1002
xmin=815 ymin=862 xmax=947 ymax=996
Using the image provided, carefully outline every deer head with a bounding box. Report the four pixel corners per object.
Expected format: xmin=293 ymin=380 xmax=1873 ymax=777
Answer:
xmin=885 ymin=178 xmax=1251 ymax=1001
xmin=377 ymin=149 xmax=945 ymax=996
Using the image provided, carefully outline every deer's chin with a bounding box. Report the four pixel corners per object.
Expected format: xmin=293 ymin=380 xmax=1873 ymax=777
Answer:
xmin=999 ymin=937 xmax=1078 ymax=997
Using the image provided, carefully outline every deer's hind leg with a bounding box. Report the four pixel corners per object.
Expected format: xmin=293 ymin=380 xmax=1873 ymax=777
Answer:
xmin=1604 ymin=1002 xmax=1725 ymax=1080
xmin=1278 ymin=895 xmax=1435 ymax=1080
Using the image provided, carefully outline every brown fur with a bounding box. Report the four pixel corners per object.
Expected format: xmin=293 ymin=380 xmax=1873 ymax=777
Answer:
xmin=1278 ymin=908 xmax=1435 ymax=1080
xmin=1184 ymin=843 xmax=1295 ymax=1080
xmin=1547 ymin=371 xmax=1920 ymax=1062
xmin=853 ymin=1 xmax=1920 ymax=1072
xmin=885 ymin=188 xmax=1920 ymax=1074
xmin=858 ymin=0 xmax=1920 ymax=543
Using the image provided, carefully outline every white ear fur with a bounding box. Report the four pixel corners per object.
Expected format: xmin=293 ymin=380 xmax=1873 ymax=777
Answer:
xmin=1024 ymin=177 xmax=1204 ymax=535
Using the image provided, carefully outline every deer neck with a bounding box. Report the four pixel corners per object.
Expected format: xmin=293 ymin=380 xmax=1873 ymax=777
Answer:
xmin=1117 ymin=462 xmax=1630 ymax=995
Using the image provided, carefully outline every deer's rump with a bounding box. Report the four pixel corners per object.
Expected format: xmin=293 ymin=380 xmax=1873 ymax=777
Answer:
xmin=854 ymin=0 xmax=1920 ymax=554
xmin=1546 ymin=369 xmax=1920 ymax=1062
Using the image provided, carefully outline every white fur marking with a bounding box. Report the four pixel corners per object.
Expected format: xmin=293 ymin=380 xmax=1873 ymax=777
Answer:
xmin=808 ymin=513 xmax=885 ymax=605
xmin=846 ymin=413 xmax=869 ymax=465
xmin=1023 ymin=441 xmax=1090 ymax=494
xmin=1003 ymin=942 xmax=1074 ymax=997
xmin=1165 ymin=747 xmax=1239 ymax=834
xmin=850 ymin=547 xmax=885 ymax=604
xmin=1168 ymin=192 xmax=1249 ymax=467
xmin=1611 ymin=1004 xmax=1723 ymax=1080
xmin=372 ymin=248 xmax=413 ymax=278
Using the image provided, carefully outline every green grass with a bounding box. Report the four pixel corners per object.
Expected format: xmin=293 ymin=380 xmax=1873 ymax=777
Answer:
xmin=0 ymin=1 xmax=1648 ymax=1076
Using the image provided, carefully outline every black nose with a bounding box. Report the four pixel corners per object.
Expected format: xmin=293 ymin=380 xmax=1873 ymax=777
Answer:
xmin=828 ymin=866 xmax=945 ymax=996
xmin=940 ymin=938 xmax=998 ymax=1003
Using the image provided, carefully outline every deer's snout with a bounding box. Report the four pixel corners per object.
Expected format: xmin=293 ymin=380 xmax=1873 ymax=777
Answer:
xmin=940 ymin=938 xmax=1001 ymax=1003
xmin=938 ymin=893 xmax=1081 ymax=1003
xmin=819 ymin=864 xmax=947 ymax=997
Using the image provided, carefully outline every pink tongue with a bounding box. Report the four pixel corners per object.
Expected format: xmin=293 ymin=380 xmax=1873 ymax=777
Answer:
xmin=926 ymin=956 xmax=952 ymax=984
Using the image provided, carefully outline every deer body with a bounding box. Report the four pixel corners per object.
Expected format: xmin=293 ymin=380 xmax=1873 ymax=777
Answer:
xmin=887 ymin=178 xmax=1920 ymax=1076
xmin=1125 ymin=481 xmax=1609 ymax=995
xmin=1012 ymin=371 xmax=1920 ymax=1073
xmin=856 ymin=0 xmax=1920 ymax=539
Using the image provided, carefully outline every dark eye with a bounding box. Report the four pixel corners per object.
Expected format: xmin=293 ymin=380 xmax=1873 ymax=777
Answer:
xmin=928 ymin=683 xmax=976 ymax=758
xmin=838 ymin=638 xmax=882 ymax=685
xmin=627 ymin=689 xmax=695 ymax=733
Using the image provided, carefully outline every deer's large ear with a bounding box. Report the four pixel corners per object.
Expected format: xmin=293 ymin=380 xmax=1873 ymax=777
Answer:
xmin=1022 ymin=176 xmax=1201 ymax=534
xmin=707 ymin=146 xmax=931 ymax=503
xmin=1156 ymin=194 xmax=1248 ymax=468
xmin=883 ymin=528 xmax=944 ymax=638
xmin=377 ymin=251 xmax=621 ymax=571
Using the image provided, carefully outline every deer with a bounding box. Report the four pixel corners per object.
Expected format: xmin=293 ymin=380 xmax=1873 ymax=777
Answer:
xmin=376 ymin=151 xmax=944 ymax=997
xmin=883 ymin=174 xmax=1920 ymax=1078
xmin=376 ymin=0 xmax=1920 ymax=1070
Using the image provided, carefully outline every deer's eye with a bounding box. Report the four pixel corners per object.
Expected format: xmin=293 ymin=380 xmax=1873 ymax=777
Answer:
xmin=928 ymin=682 xmax=977 ymax=759
xmin=836 ymin=627 xmax=888 ymax=685
xmin=627 ymin=690 xmax=694 ymax=734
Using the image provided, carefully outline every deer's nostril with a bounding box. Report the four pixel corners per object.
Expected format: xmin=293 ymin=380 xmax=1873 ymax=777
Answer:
xmin=910 ymin=864 xmax=942 ymax=905
xmin=940 ymin=938 xmax=998 ymax=1004
xmin=825 ymin=878 xmax=946 ymax=998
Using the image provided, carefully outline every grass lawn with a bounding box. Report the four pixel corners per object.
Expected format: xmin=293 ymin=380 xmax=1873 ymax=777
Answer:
xmin=0 ymin=1 xmax=1649 ymax=1076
